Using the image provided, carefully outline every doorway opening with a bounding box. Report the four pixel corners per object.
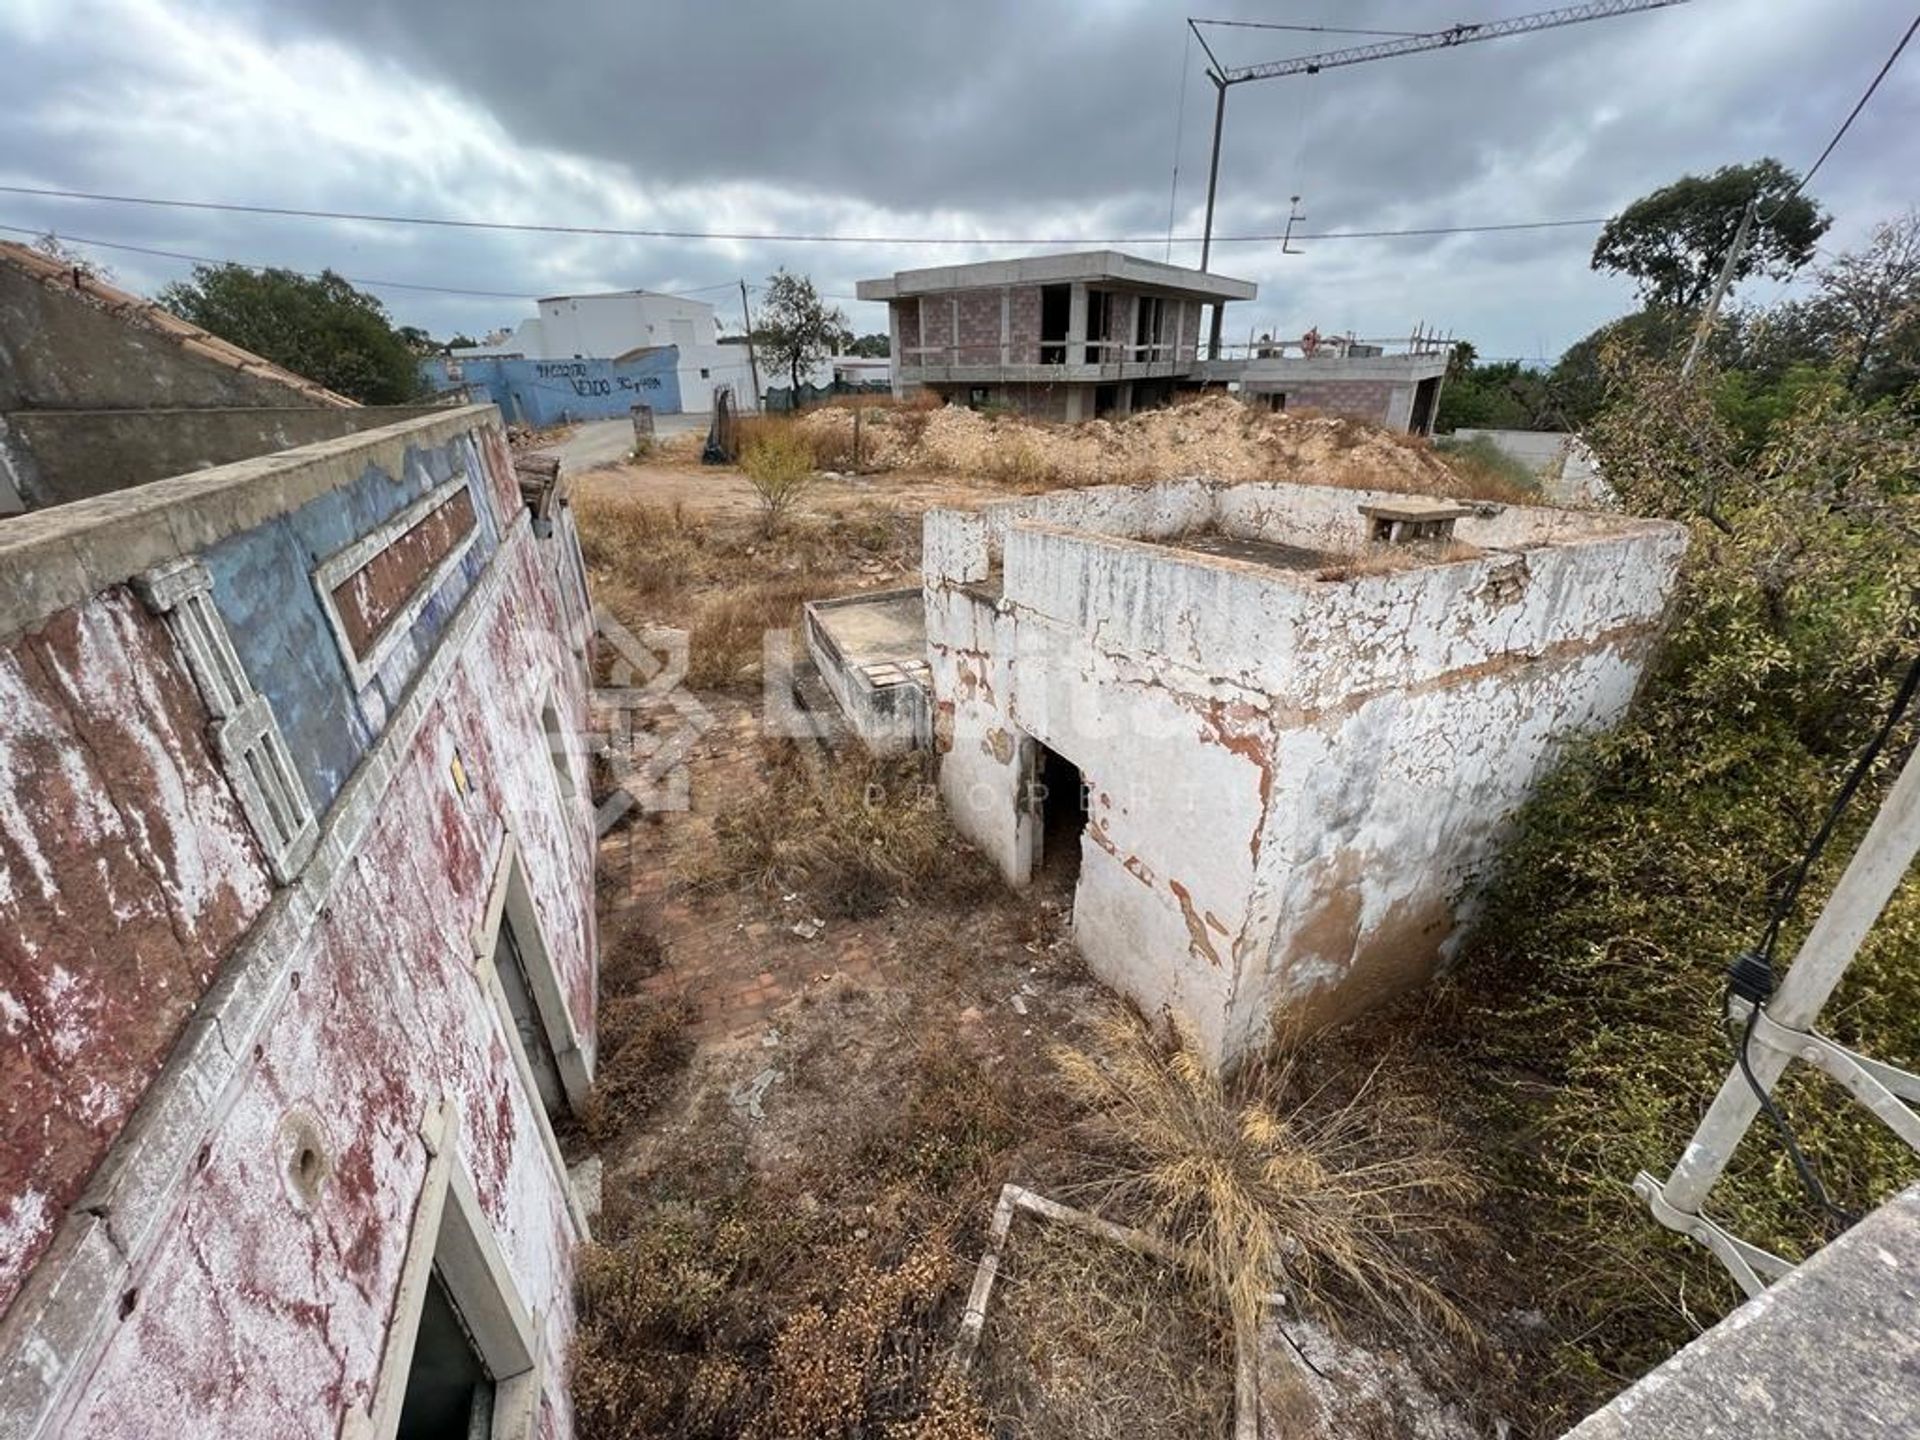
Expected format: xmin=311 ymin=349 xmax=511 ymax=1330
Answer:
xmin=1033 ymin=743 xmax=1086 ymax=889
xmin=1039 ymin=285 xmax=1070 ymax=364
xmin=1409 ymin=375 xmax=1441 ymax=434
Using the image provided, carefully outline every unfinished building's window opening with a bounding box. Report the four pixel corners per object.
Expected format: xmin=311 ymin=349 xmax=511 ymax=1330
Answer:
xmin=1093 ymin=383 xmax=1120 ymax=419
xmin=1039 ymin=284 xmax=1070 ymax=364
xmin=1033 ymin=743 xmax=1087 ymax=886
xmin=395 ymin=1271 xmax=493 ymax=1440
xmin=1135 ymin=294 xmax=1165 ymax=359
xmin=1086 ymin=289 xmax=1113 ymax=361
xmin=494 ymin=920 xmax=567 ymax=1120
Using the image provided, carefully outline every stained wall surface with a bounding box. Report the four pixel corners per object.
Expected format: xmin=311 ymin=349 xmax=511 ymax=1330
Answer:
xmin=0 ymin=406 xmax=598 ymax=1439
xmin=925 ymin=479 xmax=1686 ymax=1063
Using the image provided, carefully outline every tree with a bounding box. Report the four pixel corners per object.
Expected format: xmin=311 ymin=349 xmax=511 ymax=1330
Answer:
xmin=756 ymin=269 xmax=847 ymax=401
xmin=1592 ymin=159 xmax=1828 ymax=311
xmin=846 ymin=332 xmax=892 ymax=358
xmin=1796 ymin=210 xmax=1920 ymax=403
xmin=157 ymin=264 xmax=426 ymax=404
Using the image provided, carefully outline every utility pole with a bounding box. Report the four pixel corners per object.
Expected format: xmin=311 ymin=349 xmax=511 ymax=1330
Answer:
xmin=739 ymin=279 xmax=762 ymax=412
xmin=1680 ymin=196 xmax=1756 ymax=379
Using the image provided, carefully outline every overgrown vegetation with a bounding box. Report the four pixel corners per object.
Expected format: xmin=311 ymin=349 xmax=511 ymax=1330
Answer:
xmin=1433 ymin=432 xmax=1543 ymax=496
xmin=710 ymin=743 xmax=997 ymax=920
xmin=1419 ymin=339 xmax=1920 ymax=1423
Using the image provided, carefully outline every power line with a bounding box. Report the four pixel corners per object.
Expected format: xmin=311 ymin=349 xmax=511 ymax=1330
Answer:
xmin=0 ymin=222 xmax=746 ymax=303
xmin=0 ymin=182 xmax=1609 ymax=247
xmin=1792 ymin=11 xmax=1920 ymax=197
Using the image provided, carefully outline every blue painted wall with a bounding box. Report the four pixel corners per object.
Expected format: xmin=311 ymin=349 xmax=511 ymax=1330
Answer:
xmin=420 ymin=349 xmax=682 ymax=424
xmin=201 ymin=433 xmax=501 ymax=813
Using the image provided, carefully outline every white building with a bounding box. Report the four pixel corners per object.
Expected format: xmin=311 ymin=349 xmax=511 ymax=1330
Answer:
xmin=458 ymin=290 xmax=759 ymax=413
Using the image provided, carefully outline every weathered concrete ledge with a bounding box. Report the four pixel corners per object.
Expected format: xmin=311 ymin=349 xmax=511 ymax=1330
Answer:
xmin=0 ymin=404 xmax=499 ymax=643
xmin=1564 ymin=1185 xmax=1920 ymax=1438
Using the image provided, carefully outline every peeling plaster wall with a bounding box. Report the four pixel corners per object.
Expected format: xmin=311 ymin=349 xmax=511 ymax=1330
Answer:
xmin=925 ymin=479 xmax=1686 ymax=1065
xmin=0 ymin=408 xmax=597 ymax=1438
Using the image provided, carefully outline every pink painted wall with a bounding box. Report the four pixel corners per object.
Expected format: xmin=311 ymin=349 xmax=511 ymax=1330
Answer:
xmin=1 ymin=410 xmax=598 ymax=1437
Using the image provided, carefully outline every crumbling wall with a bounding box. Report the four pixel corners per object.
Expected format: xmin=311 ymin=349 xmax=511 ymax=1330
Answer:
xmin=925 ymin=479 xmax=1687 ymax=1066
xmin=0 ymin=407 xmax=597 ymax=1438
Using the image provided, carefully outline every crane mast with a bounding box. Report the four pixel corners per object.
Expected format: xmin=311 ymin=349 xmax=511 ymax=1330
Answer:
xmin=1190 ymin=0 xmax=1693 ymax=353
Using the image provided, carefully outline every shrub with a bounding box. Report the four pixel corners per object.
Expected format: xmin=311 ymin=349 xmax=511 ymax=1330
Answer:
xmin=738 ymin=421 xmax=817 ymax=534
xmin=1433 ymin=433 xmax=1544 ymax=497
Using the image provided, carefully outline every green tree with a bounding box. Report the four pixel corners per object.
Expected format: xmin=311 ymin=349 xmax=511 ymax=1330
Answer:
xmin=755 ymin=269 xmax=848 ymax=401
xmin=157 ymin=264 xmax=425 ymax=404
xmin=846 ymin=332 xmax=891 ymax=358
xmin=1592 ymin=159 xmax=1829 ymax=311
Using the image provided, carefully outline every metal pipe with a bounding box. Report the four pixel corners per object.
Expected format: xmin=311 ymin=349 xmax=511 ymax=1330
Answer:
xmin=1202 ymin=75 xmax=1227 ymax=356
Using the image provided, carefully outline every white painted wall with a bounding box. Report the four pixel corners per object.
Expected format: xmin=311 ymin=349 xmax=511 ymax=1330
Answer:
xmin=925 ymin=479 xmax=1687 ymax=1065
xmin=474 ymin=293 xmax=761 ymax=413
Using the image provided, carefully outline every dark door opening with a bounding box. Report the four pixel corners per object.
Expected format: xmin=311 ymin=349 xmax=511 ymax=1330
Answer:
xmin=1409 ymin=375 xmax=1441 ymax=434
xmin=396 ymin=1270 xmax=494 ymax=1440
xmin=1033 ymin=743 xmax=1086 ymax=887
xmin=1093 ymin=383 xmax=1119 ymax=419
xmin=1039 ymin=285 xmax=1070 ymax=364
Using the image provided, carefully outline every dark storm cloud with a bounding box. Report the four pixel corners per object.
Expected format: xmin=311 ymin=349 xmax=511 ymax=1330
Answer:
xmin=0 ymin=0 xmax=1916 ymax=355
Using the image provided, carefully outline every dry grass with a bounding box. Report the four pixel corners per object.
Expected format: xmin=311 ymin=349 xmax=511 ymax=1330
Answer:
xmin=709 ymin=743 xmax=997 ymax=920
xmin=977 ymin=1223 xmax=1233 ymax=1440
xmin=1314 ymin=538 xmax=1483 ymax=582
xmin=1052 ymin=1011 xmax=1479 ymax=1349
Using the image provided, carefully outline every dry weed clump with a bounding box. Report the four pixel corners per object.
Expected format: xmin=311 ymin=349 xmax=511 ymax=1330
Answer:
xmin=1053 ymin=1010 xmax=1478 ymax=1350
xmin=976 ymin=1223 xmax=1233 ymax=1440
xmin=710 ymin=743 xmax=997 ymax=919
xmin=1313 ymin=538 xmax=1483 ymax=582
xmin=575 ymin=988 xmax=695 ymax=1144
xmin=747 ymin=1239 xmax=958 ymax=1440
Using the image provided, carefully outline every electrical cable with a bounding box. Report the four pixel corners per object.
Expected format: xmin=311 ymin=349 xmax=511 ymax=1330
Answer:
xmin=1723 ymin=648 xmax=1920 ymax=1235
xmin=0 ymin=221 xmax=745 ymax=303
xmin=0 ymin=183 xmax=1611 ymax=247
xmin=1760 ymin=11 xmax=1919 ymax=223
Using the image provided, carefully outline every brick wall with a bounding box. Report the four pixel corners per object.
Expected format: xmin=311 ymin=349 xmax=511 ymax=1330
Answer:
xmin=1261 ymin=379 xmax=1401 ymax=430
xmin=1009 ymin=286 xmax=1042 ymax=364
xmin=955 ymin=290 xmax=1001 ymax=365
xmin=894 ymin=300 xmax=919 ymax=355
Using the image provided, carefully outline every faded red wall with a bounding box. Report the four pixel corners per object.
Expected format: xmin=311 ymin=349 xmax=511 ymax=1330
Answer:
xmin=0 ymin=593 xmax=271 ymax=1314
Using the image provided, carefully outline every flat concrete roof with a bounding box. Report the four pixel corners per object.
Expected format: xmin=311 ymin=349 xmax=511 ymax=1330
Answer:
xmin=809 ymin=589 xmax=926 ymax=669
xmin=856 ymin=250 xmax=1257 ymax=303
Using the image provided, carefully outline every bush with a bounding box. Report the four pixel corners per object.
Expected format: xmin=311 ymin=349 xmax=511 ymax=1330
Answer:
xmin=738 ymin=422 xmax=817 ymax=534
xmin=1431 ymin=355 xmax=1920 ymax=1421
xmin=1433 ymin=433 xmax=1543 ymax=498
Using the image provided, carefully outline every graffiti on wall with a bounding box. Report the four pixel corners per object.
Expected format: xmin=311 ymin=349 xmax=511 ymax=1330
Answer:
xmin=423 ymin=351 xmax=682 ymax=424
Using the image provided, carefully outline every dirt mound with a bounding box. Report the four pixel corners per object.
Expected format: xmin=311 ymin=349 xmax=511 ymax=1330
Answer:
xmin=797 ymin=394 xmax=1502 ymax=498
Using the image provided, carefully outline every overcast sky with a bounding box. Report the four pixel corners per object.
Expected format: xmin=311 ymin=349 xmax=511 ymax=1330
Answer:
xmin=1 ymin=0 xmax=1916 ymax=360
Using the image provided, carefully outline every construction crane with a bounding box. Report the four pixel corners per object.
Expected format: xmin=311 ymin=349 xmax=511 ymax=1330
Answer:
xmin=1187 ymin=0 xmax=1694 ymax=352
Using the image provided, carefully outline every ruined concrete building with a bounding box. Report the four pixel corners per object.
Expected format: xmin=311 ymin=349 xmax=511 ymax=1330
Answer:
xmin=0 ymin=403 xmax=598 ymax=1437
xmin=814 ymin=477 xmax=1685 ymax=1064
xmin=0 ymin=242 xmax=449 ymax=514
xmin=857 ymin=250 xmax=1449 ymax=432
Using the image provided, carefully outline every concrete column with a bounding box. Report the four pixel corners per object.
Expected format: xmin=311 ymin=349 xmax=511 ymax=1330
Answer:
xmin=1068 ymin=283 xmax=1088 ymax=367
xmin=888 ymin=303 xmax=904 ymax=398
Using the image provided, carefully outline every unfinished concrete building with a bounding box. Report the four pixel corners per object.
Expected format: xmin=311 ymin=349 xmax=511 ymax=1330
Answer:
xmin=814 ymin=479 xmax=1686 ymax=1065
xmin=0 ymin=242 xmax=449 ymax=515
xmin=857 ymin=251 xmax=1257 ymax=421
xmin=0 ymin=405 xmax=598 ymax=1438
